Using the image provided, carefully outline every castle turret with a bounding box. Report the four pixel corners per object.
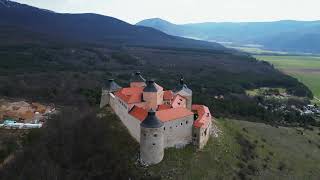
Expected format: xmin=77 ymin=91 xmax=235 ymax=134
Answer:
xmin=143 ymin=80 xmax=163 ymax=110
xmin=173 ymin=77 xmax=192 ymax=110
xmin=100 ymin=79 xmax=122 ymax=108
xmin=130 ymin=71 xmax=146 ymax=87
xmin=140 ymin=109 xmax=164 ymax=165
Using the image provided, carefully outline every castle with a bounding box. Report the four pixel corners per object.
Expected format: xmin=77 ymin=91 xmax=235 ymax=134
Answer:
xmin=100 ymin=72 xmax=213 ymax=165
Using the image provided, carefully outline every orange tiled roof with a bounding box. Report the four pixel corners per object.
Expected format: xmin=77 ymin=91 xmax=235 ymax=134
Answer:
xmin=192 ymin=104 xmax=211 ymax=128
xmin=163 ymin=90 xmax=174 ymax=100
xmin=130 ymin=106 xmax=193 ymax=122
xmin=129 ymin=106 xmax=148 ymax=121
xmin=157 ymin=104 xmax=171 ymax=111
xmin=156 ymin=107 xmax=193 ymax=122
xmin=115 ymin=87 xmax=144 ymax=104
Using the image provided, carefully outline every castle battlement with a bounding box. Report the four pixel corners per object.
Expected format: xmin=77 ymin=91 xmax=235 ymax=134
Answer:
xmin=100 ymin=72 xmax=213 ymax=165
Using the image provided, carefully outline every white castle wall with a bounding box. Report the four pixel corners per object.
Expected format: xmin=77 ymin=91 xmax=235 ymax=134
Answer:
xmin=163 ymin=115 xmax=194 ymax=148
xmin=201 ymin=121 xmax=212 ymax=149
xmin=109 ymin=93 xmax=141 ymax=142
xmin=193 ymin=120 xmax=212 ymax=149
xmin=100 ymin=89 xmax=109 ymax=108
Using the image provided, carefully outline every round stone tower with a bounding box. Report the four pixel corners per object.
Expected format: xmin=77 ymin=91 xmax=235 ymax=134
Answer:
xmin=140 ymin=109 xmax=164 ymax=165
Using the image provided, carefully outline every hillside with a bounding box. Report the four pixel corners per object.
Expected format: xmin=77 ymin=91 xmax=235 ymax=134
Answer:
xmin=0 ymin=0 xmax=225 ymax=50
xmin=137 ymin=18 xmax=320 ymax=53
xmin=2 ymin=108 xmax=320 ymax=179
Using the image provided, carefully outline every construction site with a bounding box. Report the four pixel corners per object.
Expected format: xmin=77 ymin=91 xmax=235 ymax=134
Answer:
xmin=0 ymin=99 xmax=55 ymax=129
xmin=0 ymin=98 xmax=56 ymax=168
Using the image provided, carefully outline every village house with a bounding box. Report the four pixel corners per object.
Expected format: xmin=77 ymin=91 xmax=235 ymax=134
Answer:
xmin=100 ymin=72 xmax=213 ymax=165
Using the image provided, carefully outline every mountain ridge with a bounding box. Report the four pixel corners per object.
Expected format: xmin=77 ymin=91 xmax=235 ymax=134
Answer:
xmin=0 ymin=0 xmax=225 ymax=50
xmin=137 ymin=18 xmax=320 ymax=53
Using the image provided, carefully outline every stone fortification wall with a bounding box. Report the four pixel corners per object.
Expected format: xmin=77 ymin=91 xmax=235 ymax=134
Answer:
xmin=100 ymin=89 xmax=109 ymax=108
xmin=163 ymin=115 xmax=194 ymax=148
xmin=193 ymin=120 xmax=212 ymax=149
xmin=109 ymin=93 xmax=141 ymax=142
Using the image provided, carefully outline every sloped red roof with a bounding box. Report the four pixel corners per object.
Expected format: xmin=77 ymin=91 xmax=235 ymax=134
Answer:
xmin=130 ymin=106 xmax=193 ymax=123
xmin=157 ymin=104 xmax=171 ymax=111
xmin=156 ymin=107 xmax=193 ymax=122
xmin=129 ymin=106 xmax=148 ymax=121
xmin=163 ymin=90 xmax=174 ymax=100
xmin=115 ymin=87 xmax=144 ymax=104
xmin=192 ymin=104 xmax=211 ymax=128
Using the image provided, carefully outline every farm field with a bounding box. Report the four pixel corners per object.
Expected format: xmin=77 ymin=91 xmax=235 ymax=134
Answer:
xmin=255 ymin=55 xmax=320 ymax=104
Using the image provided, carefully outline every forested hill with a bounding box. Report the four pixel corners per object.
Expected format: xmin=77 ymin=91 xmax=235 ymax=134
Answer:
xmin=137 ymin=18 xmax=320 ymax=53
xmin=0 ymin=0 xmax=225 ymax=50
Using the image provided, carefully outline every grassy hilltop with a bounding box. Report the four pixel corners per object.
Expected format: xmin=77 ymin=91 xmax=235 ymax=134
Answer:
xmin=147 ymin=118 xmax=320 ymax=179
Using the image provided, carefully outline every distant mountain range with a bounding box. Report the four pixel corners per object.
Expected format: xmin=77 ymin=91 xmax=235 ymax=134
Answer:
xmin=0 ymin=0 xmax=224 ymax=50
xmin=137 ymin=18 xmax=320 ymax=53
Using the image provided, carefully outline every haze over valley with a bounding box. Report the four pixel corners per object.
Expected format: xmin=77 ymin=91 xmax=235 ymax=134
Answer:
xmin=137 ymin=18 xmax=320 ymax=54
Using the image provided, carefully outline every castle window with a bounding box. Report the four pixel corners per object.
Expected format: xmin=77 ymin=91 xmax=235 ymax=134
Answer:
xmin=152 ymin=143 xmax=156 ymax=146
xmin=164 ymin=127 xmax=166 ymax=131
xmin=154 ymin=134 xmax=158 ymax=137
xmin=186 ymin=121 xmax=188 ymax=124
xmin=181 ymin=123 xmax=183 ymax=126
xmin=170 ymin=126 xmax=172 ymax=129
xmin=144 ymin=133 xmax=146 ymax=137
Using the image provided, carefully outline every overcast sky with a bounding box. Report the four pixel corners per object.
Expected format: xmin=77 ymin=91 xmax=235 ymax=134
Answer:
xmin=12 ymin=0 xmax=320 ymax=24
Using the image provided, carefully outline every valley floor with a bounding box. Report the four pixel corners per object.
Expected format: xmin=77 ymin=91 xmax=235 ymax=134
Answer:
xmin=255 ymin=55 xmax=320 ymax=104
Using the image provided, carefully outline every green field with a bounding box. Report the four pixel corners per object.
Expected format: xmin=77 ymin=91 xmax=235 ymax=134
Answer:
xmin=255 ymin=55 xmax=320 ymax=104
